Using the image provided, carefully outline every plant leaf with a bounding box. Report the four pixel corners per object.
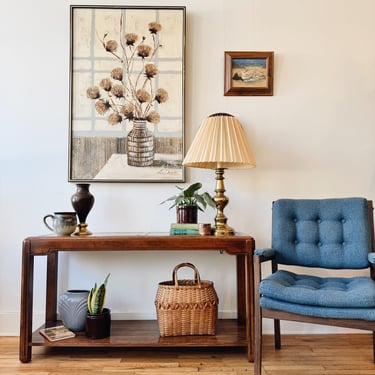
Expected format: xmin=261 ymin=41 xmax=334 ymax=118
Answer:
xmin=195 ymin=195 xmax=207 ymax=209
xmin=203 ymin=192 xmax=216 ymax=207
xmin=160 ymin=195 xmax=178 ymax=205
xmin=184 ymin=182 xmax=202 ymax=197
xmin=91 ymin=283 xmax=106 ymax=314
xmin=87 ymin=275 xmax=110 ymax=315
xmin=103 ymin=273 xmax=110 ymax=287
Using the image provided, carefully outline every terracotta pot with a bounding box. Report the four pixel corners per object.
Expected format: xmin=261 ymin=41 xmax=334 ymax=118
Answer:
xmin=85 ymin=308 xmax=111 ymax=339
xmin=176 ymin=206 xmax=198 ymax=224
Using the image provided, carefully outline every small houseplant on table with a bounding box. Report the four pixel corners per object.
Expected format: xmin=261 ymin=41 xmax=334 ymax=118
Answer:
xmin=86 ymin=273 xmax=111 ymax=339
xmin=161 ymin=182 xmax=215 ymax=223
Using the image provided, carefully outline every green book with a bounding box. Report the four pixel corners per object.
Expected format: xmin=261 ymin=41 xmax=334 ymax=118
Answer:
xmin=170 ymin=223 xmax=199 ymax=230
xmin=170 ymin=228 xmax=199 ymax=235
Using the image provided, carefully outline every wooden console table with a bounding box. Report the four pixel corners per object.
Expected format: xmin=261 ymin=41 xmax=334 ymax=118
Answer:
xmin=19 ymin=233 xmax=255 ymax=363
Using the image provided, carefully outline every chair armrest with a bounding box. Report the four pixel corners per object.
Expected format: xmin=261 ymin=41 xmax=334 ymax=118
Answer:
xmin=369 ymin=253 xmax=375 ymax=281
xmin=254 ymin=248 xmax=275 ymax=262
xmin=368 ymin=252 xmax=375 ymax=265
xmin=254 ymin=248 xmax=276 ymax=301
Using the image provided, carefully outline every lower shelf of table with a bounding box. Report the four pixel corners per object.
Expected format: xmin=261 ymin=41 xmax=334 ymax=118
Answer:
xmin=32 ymin=319 xmax=248 ymax=348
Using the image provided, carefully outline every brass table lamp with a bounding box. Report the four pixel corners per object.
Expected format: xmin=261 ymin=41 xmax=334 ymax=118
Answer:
xmin=183 ymin=113 xmax=256 ymax=236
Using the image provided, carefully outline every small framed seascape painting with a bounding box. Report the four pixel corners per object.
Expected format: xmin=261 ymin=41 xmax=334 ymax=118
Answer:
xmin=224 ymin=51 xmax=274 ymax=96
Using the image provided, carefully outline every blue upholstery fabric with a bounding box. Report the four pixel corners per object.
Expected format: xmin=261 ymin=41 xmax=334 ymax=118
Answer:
xmin=258 ymin=197 xmax=375 ymax=320
xmin=260 ymin=296 xmax=375 ymax=320
xmin=272 ymin=198 xmax=372 ymax=269
xmin=254 ymin=248 xmax=275 ymax=257
xmin=260 ymin=270 xmax=375 ymax=308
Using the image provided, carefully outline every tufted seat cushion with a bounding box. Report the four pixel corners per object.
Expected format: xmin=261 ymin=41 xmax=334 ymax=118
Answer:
xmin=260 ymin=270 xmax=375 ymax=320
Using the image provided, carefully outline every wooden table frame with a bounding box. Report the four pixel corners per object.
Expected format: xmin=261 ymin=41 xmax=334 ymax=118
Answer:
xmin=19 ymin=233 xmax=255 ymax=363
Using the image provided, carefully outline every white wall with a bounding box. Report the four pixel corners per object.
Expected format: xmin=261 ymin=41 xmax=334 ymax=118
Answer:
xmin=0 ymin=0 xmax=374 ymax=335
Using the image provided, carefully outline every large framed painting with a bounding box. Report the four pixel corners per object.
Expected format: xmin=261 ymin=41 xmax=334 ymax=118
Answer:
xmin=69 ymin=6 xmax=186 ymax=182
xmin=224 ymin=51 xmax=274 ymax=96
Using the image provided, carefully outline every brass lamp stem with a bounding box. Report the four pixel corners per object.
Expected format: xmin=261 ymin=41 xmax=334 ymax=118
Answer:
xmin=214 ymin=168 xmax=235 ymax=236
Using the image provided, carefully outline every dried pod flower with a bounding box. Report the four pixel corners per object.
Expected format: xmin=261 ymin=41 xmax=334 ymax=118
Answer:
xmin=148 ymin=22 xmax=162 ymax=34
xmin=111 ymin=67 xmax=123 ymax=81
xmin=125 ymin=33 xmax=138 ymax=46
xmin=136 ymin=89 xmax=151 ymax=103
xmin=111 ymin=84 xmax=124 ymax=98
xmin=100 ymin=78 xmax=112 ymax=91
xmin=137 ymin=44 xmax=152 ymax=59
xmin=120 ymin=103 xmax=135 ymax=119
xmin=95 ymin=99 xmax=111 ymax=115
xmin=86 ymin=86 xmax=101 ymax=99
xmin=146 ymin=111 xmax=160 ymax=124
xmin=108 ymin=112 xmax=123 ymax=125
xmin=87 ymin=17 xmax=168 ymax=125
xmin=155 ymin=88 xmax=169 ymax=104
xmin=105 ymin=40 xmax=118 ymax=52
xmin=144 ymin=64 xmax=158 ymax=79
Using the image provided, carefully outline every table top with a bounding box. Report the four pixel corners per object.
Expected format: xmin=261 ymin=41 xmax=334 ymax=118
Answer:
xmin=23 ymin=232 xmax=255 ymax=255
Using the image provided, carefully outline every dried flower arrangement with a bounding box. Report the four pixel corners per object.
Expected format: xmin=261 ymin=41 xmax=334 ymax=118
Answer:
xmin=86 ymin=17 xmax=169 ymax=126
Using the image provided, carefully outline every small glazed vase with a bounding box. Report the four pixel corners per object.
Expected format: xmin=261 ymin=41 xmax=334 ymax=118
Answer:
xmin=85 ymin=308 xmax=111 ymax=339
xmin=71 ymin=184 xmax=95 ymax=235
xmin=57 ymin=290 xmax=90 ymax=332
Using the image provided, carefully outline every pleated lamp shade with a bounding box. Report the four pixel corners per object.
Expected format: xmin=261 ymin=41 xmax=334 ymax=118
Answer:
xmin=182 ymin=113 xmax=256 ymax=169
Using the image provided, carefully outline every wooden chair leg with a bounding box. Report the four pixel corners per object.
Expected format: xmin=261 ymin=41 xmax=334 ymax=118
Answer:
xmin=274 ymin=319 xmax=281 ymax=349
xmin=373 ymin=331 xmax=375 ymax=363
xmin=254 ymin=306 xmax=262 ymax=375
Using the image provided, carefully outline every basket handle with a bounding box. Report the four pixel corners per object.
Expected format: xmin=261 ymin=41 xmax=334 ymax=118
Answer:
xmin=172 ymin=262 xmax=202 ymax=288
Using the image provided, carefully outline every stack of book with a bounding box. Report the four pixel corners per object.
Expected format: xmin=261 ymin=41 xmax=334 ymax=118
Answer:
xmin=170 ymin=223 xmax=199 ymax=235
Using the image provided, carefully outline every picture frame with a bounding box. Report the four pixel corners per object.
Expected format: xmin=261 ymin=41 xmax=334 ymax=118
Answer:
xmin=224 ymin=51 xmax=274 ymax=96
xmin=69 ymin=5 xmax=186 ymax=182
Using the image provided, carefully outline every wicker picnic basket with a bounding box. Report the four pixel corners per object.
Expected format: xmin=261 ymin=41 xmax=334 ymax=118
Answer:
xmin=155 ymin=262 xmax=219 ymax=337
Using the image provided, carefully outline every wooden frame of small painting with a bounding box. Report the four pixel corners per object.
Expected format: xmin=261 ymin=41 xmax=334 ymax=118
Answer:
xmin=224 ymin=51 xmax=274 ymax=96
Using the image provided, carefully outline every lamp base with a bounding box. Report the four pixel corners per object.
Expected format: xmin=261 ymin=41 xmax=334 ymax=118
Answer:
xmin=213 ymin=168 xmax=235 ymax=236
xmin=214 ymin=224 xmax=235 ymax=236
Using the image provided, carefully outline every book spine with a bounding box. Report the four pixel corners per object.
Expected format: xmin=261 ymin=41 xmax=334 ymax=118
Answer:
xmin=170 ymin=228 xmax=199 ymax=235
xmin=170 ymin=223 xmax=199 ymax=228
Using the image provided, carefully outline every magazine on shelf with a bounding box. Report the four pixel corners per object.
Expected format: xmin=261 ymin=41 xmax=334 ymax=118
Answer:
xmin=39 ymin=325 xmax=75 ymax=342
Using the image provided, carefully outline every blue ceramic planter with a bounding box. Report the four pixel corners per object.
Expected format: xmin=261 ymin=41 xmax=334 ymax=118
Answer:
xmin=57 ymin=290 xmax=90 ymax=332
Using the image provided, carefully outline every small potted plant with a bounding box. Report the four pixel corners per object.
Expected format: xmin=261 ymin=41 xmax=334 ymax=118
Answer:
xmin=85 ymin=273 xmax=111 ymax=339
xmin=161 ymin=182 xmax=215 ymax=223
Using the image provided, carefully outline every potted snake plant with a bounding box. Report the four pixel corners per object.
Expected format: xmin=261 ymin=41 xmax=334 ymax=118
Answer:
xmin=161 ymin=182 xmax=215 ymax=223
xmin=85 ymin=273 xmax=111 ymax=339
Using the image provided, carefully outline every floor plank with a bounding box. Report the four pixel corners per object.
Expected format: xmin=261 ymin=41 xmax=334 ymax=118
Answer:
xmin=1 ymin=334 xmax=374 ymax=374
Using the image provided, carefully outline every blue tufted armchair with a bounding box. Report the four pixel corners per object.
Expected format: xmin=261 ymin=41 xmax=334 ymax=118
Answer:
xmin=253 ymin=197 xmax=375 ymax=375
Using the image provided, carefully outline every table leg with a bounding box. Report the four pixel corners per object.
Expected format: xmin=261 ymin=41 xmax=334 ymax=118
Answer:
xmin=236 ymin=254 xmax=246 ymax=321
xmin=246 ymin=242 xmax=255 ymax=362
xmin=46 ymin=252 xmax=58 ymax=324
xmin=236 ymin=241 xmax=255 ymax=362
xmin=19 ymin=239 xmax=34 ymax=363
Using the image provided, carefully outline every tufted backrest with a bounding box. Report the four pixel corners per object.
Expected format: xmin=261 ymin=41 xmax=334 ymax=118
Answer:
xmin=272 ymin=198 xmax=373 ymax=269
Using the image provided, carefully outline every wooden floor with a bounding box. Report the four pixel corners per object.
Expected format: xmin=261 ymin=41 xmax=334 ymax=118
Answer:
xmin=1 ymin=334 xmax=375 ymax=374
